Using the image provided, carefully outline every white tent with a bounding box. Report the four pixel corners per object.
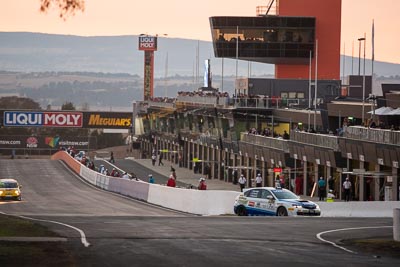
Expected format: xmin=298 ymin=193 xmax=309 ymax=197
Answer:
xmin=368 ymin=106 xmax=393 ymax=115
xmin=368 ymin=107 xmax=393 ymax=115
xmin=386 ymin=107 xmax=400 ymax=115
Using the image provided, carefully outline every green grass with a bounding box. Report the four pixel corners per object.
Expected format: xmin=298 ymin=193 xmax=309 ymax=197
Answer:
xmin=0 ymin=214 xmax=60 ymax=237
xmin=0 ymin=214 xmax=75 ymax=266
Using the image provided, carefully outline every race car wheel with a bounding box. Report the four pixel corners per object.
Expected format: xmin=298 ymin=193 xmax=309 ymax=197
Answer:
xmin=236 ymin=205 xmax=247 ymax=216
xmin=277 ymin=207 xmax=288 ymax=216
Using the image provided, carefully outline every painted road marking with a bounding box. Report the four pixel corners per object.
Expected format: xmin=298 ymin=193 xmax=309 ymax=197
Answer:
xmin=316 ymin=226 xmax=392 ymax=254
xmin=0 ymin=211 xmax=90 ymax=247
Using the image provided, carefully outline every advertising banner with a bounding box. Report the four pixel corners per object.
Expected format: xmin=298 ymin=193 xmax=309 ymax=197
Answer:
xmin=3 ymin=111 xmax=83 ymax=127
xmin=83 ymin=112 xmax=132 ymax=129
xmin=0 ymin=135 xmax=96 ymax=150
xmin=138 ymin=36 xmax=157 ymax=51
xmin=1 ymin=110 xmax=132 ymax=129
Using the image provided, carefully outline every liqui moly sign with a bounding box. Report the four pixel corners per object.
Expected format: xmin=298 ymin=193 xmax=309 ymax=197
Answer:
xmin=4 ymin=111 xmax=83 ymax=127
xmin=138 ymin=36 xmax=157 ymax=51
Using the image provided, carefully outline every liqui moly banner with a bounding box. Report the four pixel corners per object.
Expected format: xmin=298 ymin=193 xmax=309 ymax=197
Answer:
xmin=4 ymin=111 xmax=83 ymax=127
xmin=138 ymin=36 xmax=157 ymax=51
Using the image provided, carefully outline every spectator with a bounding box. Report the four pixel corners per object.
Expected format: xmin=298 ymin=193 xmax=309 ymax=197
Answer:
xmin=318 ymin=177 xmax=326 ymax=201
xmin=275 ymin=175 xmax=281 ymax=188
xmin=158 ymin=152 xmax=164 ymax=166
xmin=131 ymin=172 xmax=139 ymax=181
xmin=170 ymin=166 xmax=177 ymax=180
xmin=198 ymin=177 xmax=207 ymax=190
xmin=238 ymin=174 xmax=247 ymax=192
xmin=122 ymin=172 xmax=130 ymax=179
xmin=283 ymin=130 xmax=289 ymax=140
xmin=327 ymin=189 xmax=336 ymax=200
xmin=166 ymin=175 xmax=176 ymax=187
xmin=255 ymin=173 xmax=263 ymax=187
xmin=204 ymin=164 xmax=211 ymax=179
xmin=151 ymin=154 xmax=157 ymax=166
xmin=343 ymin=177 xmax=352 ymax=201
xmin=98 ymin=165 xmax=105 ymax=174
xmin=295 ymin=176 xmax=303 ymax=195
xmin=148 ymin=174 xmax=155 ymax=184
xmin=110 ymin=151 xmax=115 ymax=163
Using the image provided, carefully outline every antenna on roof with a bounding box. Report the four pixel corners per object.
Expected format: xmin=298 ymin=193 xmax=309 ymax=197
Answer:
xmin=265 ymin=0 xmax=275 ymax=15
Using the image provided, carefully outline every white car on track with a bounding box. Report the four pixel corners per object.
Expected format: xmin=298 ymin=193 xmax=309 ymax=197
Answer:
xmin=234 ymin=187 xmax=321 ymax=216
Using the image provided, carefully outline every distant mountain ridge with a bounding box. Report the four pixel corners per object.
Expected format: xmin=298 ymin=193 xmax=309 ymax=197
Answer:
xmin=1 ymin=32 xmax=400 ymax=77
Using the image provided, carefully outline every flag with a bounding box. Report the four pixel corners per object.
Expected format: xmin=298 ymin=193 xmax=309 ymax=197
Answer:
xmin=372 ymin=19 xmax=375 ymax=62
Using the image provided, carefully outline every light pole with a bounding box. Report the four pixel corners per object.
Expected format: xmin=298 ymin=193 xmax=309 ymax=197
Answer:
xmin=358 ymin=35 xmax=366 ymax=124
xmin=358 ymin=38 xmax=363 ymax=76
xmin=235 ymin=26 xmax=239 ymax=97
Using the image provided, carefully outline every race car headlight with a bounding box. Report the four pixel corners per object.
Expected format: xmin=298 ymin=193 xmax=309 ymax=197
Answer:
xmin=292 ymin=204 xmax=301 ymax=208
xmin=0 ymin=190 xmax=3 ymax=195
xmin=14 ymin=190 xmax=20 ymax=195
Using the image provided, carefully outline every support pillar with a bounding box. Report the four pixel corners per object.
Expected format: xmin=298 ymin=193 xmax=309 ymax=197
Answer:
xmin=246 ymin=154 xmax=250 ymax=187
xmin=374 ymin=164 xmax=381 ymax=201
xmin=261 ymin=159 xmax=266 ymax=186
xmin=303 ymin=161 xmax=307 ymax=196
xmin=326 ymin=166 xmax=331 ymax=196
xmin=359 ymin=161 xmax=365 ymax=201
xmin=393 ymin=167 xmax=399 ymax=201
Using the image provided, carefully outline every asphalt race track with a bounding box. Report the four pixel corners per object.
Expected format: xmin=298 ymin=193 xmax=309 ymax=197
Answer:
xmin=0 ymin=159 xmax=399 ymax=266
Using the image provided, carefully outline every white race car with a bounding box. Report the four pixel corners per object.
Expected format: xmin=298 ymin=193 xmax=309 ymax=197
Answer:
xmin=234 ymin=187 xmax=321 ymax=216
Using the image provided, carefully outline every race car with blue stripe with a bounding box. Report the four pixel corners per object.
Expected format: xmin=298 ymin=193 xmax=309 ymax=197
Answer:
xmin=234 ymin=187 xmax=321 ymax=216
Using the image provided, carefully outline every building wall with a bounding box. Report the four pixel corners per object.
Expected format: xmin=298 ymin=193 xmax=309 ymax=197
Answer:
xmin=275 ymin=0 xmax=341 ymax=80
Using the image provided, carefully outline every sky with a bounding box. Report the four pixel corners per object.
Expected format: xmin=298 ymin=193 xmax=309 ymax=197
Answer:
xmin=0 ymin=0 xmax=399 ymax=63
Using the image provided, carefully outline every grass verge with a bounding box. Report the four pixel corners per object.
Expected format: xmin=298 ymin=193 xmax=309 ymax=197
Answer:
xmin=0 ymin=214 xmax=75 ymax=266
xmin=343 ymin=238 xmax=400 ymax=258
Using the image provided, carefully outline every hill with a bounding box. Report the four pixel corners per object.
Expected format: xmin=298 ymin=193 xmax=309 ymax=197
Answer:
xmin=3 ymin=32 xmax=400 ymax=78
xmin=0 ymin=32 xmax=273 ymax=77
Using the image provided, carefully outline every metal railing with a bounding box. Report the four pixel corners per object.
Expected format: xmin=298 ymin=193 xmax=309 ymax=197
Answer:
xmin=344 ymin=126 xmax=400 ymax=145
xmin=290 ymin=131 xmax=340 ymax=151
xmin=241 ymin=133 xmax=289 ymax=152
xmin=233 ymin=97 xmax=308 ymax=109
xmin=176 ymin=96 xmax=230 ymax=107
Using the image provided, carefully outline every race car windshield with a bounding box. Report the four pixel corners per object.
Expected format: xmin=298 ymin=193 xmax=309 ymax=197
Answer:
xmin=272 ymin=190 xmax=298 ymax=200
xmin=0 ymin=182 xmax=18 ymax=188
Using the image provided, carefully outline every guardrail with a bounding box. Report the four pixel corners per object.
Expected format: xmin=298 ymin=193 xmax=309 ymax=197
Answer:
xmin=233 ymin=98 xmax=308 ymax=109
xmin=344 ymin=126 xmax=400 ymax=145
xmin=290 ymin=131 xmax=340 ymax=151
xmin=176 ymin=96 xmax=230 ymax=107
xmin=242 ymin=133 xmax=289 ymax=152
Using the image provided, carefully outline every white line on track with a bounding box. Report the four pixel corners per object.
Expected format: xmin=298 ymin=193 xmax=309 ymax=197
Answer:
xmin=0 ymin=211 xmax=90 ymax=247
xmin=316 ymin=226 xmax=393 ymax=254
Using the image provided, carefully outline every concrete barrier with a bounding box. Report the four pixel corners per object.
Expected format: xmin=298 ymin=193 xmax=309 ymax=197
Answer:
xmin=108 ymin=178 xmax=149 ymax=201
xmin=147 ymin=185 xmax=240 ymax=216
xmin=53 ymin=151 xmax=400 ymax=217
xmin=51 ymin=151 xmax=81 ymax=174
xmin=318 ymin=202 xmax=400 ymax=217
